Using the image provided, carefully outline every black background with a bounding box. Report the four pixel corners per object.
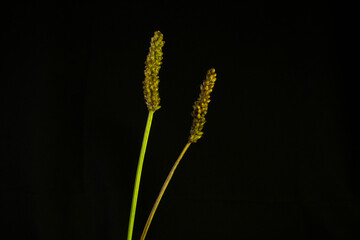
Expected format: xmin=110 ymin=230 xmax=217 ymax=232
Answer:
xmin=1 ymin=1 xmax=359 ymax=239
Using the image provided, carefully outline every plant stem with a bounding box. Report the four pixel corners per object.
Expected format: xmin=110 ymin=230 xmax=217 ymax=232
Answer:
xmin=127 ymin=111 xmax=154 ymax=240
xmin=140 ymin=142 xmax=192 ymax=240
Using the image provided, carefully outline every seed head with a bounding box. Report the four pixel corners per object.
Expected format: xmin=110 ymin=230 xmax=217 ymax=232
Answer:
xmin=143 ymin=31 xmax=165 ymax=112
xmin=189 ymin=68 xmax=217 ymax=143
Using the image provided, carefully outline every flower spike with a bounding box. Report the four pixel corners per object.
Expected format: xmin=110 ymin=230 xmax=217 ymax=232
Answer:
xmin=189 ymin=68 xmax=217 ymax=143
xmin=143 ymin=31 xmax=165 ymax=112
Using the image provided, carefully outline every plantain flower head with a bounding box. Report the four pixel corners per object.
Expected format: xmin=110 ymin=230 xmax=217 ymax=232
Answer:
xmin=143 ymin=31 xmax=165 ymax=112
xmin=189 ymin=68 xmax=217 ymax=143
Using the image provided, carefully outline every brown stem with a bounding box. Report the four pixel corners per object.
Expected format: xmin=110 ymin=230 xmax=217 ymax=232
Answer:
xmin=140 ymin=142 xmax=192 ymax=240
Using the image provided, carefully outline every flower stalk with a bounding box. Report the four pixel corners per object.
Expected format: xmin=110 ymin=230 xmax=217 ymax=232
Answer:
xmin=127 ymin=31 xmax=164 ymax=240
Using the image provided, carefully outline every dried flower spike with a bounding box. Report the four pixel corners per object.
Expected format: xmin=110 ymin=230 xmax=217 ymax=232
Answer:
xmin=143 ymin=31 xmax=165 ymax=112
xmin=141 ymin=68 xmax=217 ymax=239
xmin=189 ymin=68 xmax=217 ymax=143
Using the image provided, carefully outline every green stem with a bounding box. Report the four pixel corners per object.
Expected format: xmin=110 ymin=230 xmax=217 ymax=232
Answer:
xmin=140 ymin=142 xmax=192 ymax=240
xmin=127 ymin=111 xmax=154 ymax=240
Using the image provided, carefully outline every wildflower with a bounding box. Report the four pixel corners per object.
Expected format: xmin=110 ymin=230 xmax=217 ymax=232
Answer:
xmin=189 ymin=68 xmax=217 ymax=143
xmin=143 ymin=31 xmax=164 ymax=112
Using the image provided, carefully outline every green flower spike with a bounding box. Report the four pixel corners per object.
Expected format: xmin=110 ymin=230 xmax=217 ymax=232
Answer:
xmin=127 ymin=31 xmax=164 ymax=240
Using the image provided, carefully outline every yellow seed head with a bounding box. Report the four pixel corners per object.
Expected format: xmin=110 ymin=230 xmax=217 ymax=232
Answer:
xmin=143 ymin=31 xmax=165 ymax=112
xmin=189 ymin=68 xmax=217 ymax=143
